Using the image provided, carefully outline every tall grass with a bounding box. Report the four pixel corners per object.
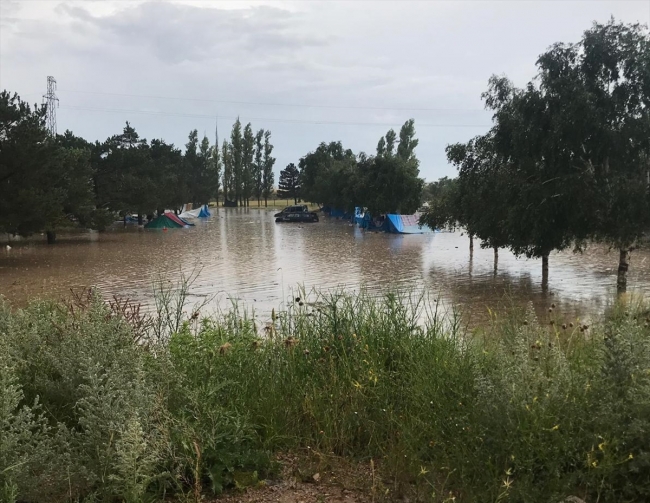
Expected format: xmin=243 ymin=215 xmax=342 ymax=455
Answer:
xmin=1 ymin=285 xmax=649 ymax=502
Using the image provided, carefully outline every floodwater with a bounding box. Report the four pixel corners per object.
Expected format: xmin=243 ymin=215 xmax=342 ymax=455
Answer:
xmin=2 ymin=208 xmax=650 ymax=324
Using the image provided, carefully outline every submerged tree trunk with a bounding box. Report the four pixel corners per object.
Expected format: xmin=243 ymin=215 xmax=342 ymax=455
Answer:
xmin=542 ymin=254 xmax=549 ymax=291
xmin=469 ymin=234 xmax=474 ymax=254
xmin=493 ymin=246 xmax=499 ymax=274
xmin=264 ymin=197 xmax=268 ymax=207
xmin=617 ymin=248 xmax=631 ymax=293
xmin=46 ymin=231 xmax=56 ymax=244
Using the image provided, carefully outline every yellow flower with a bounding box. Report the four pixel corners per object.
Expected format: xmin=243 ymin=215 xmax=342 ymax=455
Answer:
xmin=502 ymin=477 xmax=513 ymax=490
xmin=419 ymin=466 xmax=429 ymax=476
xmin=510 ymin=454 xmax=515 ymax=461
xmin=533 ymin=396 xmax=538 ymax=402
xmin=551 ymin=424 xmax=560 ymax=431
xmin=505 ymin=467 xmax=513 ymax=476
xmin=591 ymin=460 xmax=598 ymax=468
xmin=598 ymin=442 xmax=606 ymax=451
xmin=352 ymin=380 xmax=362 ymax=389
xmin=628 ymin=453 xmax=634 ymax=460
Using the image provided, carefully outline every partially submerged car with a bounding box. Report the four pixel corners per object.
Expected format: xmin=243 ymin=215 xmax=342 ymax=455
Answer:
xmin=274 ymin=205 xmax=319 ymax=223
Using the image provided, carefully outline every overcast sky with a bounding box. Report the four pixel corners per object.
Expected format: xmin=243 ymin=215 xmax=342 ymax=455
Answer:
xmin=1 ymin=0 xmax=649 ymax=181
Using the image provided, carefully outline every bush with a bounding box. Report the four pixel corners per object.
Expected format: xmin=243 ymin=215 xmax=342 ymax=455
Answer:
xmin=1 ymin=289 xmax=649 ymax=502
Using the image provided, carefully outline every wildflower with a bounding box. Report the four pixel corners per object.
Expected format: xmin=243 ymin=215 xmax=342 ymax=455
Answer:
xmin=352 ymin=380 xmax=362 ymax=389
xmin=510 ymin=454 xmax=515 ymax=461
xmin=505 ymin=467 xmax=513 ymax=476
xmin=502 ymin=477 xmax=513 ymax=490
xmin=591 ymin=460 xmax=598 ymax=468
xmin=533 ymin=396 xmax=538 ymax=402
xmin=551 ymin=424 xmax=560 ymax=431
xmin=598 ymin=442 xmax=606 ymax=451
xmin=419 ymin=466 xmax=429 ymax=476
xmin=352 ymin=333 xmax=357 ymax=338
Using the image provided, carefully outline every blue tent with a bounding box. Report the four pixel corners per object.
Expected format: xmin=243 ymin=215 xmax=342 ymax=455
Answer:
xmin=385 ymin=214 xmax=434 ymax=234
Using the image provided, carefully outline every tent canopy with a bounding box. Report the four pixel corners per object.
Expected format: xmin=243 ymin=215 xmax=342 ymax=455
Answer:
xmin=385 ymin=214 xmax=434 ymax=234
xmin=144 ymin=214 xmax=184 ymax=229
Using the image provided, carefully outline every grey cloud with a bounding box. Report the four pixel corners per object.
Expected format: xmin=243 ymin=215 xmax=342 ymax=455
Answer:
xmin=57 ymin=2 xmax=327 ymax=65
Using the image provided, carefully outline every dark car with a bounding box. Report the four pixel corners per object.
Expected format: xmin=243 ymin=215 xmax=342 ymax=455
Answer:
xmin=274 ymin=205 xmax=319 ymax=223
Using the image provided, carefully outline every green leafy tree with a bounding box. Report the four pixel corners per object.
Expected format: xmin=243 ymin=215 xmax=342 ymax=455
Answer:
xmin=229 ymin=119 xmax=243 ymax=206
xmin=0 ymin=92 xmax=98 ymax=242
xmin=241 ymin=123 xmax=255 ymax=207
xmin=277 ymin=163 xmax=300 ymax=204
xmin=396 ymin=119 xmax=418 ymax=163
xmin=299 ymin=141 xmax=356 ymax=206
xmin=261 ymin=131 xmax=275 ymax=207
xmin=253 ymin=129 xmax=264 ymax=206
xmin=222 ymin=140 xmax=234 ymax=204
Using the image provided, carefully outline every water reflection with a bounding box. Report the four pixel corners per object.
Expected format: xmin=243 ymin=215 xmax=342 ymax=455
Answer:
xmin=2 ymin=208 xmax=649 ymax=323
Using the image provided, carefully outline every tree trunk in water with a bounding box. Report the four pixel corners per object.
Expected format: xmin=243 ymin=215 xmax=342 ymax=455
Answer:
xmin=123 ymin=215 xmax=127 ymax=227
xmin=264 ymin=197 xmax=268 ymax=207
xmin=137 ymin=213 xmax=143 ymax=226
xmin=493 ymin=246 xmax=498 ymax=274
xmin=542 ymin=254 xmax=549 ymax=291
xmin=46 ymin=231 xmax=56 ymax=244
xmin=617 ymin=248 xmax=630 ymax=293
xmin=469 ymin=234 xmax=474 ymax=254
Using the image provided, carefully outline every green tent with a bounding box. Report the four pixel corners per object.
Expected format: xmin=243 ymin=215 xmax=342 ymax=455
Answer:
xmin=144 ymin=214 xmax=184 ymax=229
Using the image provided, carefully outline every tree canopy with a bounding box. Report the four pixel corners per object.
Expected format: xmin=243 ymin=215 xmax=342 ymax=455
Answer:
xmin=0 ymin=91 xmax=276 ymax=241
xmin=298 ymin=119 xmax=424 ymax=214
xmin=420 ymin=19 xmax=650 ymax=291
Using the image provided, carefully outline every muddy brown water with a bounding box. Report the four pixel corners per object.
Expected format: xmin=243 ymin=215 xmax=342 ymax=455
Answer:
xmin=2 ymin=208 xmax=650 ymax=325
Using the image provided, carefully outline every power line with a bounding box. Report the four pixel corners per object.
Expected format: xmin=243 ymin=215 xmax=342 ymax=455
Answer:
xmin=57 ymin=89 xmax=485 ymax=113
xmin=59 ymin=104 xmax=492 ymax=128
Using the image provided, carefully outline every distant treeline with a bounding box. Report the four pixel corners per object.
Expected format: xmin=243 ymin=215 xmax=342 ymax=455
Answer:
xmin=420 ymin=20 xmax=650 ymax=292
xmin=0 ymin=95 xmax=276 ymax=242
xmin=286 ymin=118 xmax=424 ymax=215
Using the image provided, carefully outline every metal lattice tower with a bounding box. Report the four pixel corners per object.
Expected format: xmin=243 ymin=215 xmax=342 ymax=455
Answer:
xmin=43 ymin=76 xmax=59 ymax=136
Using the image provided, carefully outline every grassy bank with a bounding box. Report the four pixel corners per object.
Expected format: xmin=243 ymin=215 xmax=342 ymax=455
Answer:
xmin=1 ymin=287 xmax=649 ymax=503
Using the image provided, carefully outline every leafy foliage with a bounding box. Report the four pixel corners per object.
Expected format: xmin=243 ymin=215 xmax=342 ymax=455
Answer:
xmin=420 ymin=20 xmax=650 ymax=289
xmin=277 ymin=163 xmax=301 ymax=203
xmin=299 ymin=120 xmax=424 ymax=213
xmin=2 ymin=288 xmax=650 ymax=502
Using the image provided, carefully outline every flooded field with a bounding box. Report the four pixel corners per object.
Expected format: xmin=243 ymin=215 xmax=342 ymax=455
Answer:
xmin=2 ymin=208 xmax=650 ymax=324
